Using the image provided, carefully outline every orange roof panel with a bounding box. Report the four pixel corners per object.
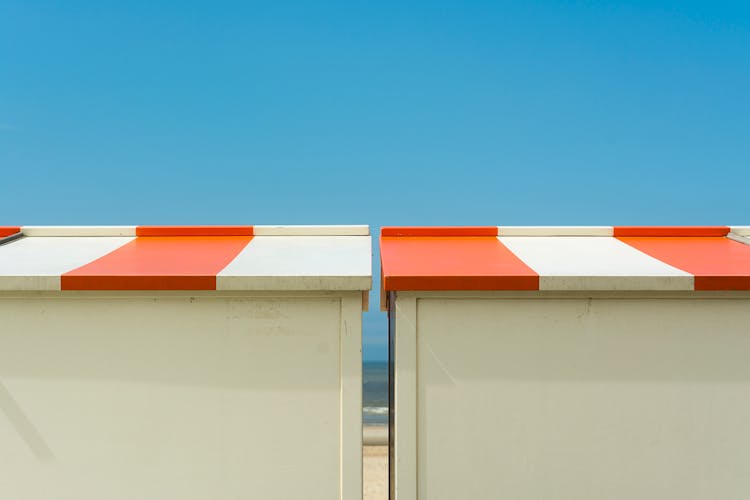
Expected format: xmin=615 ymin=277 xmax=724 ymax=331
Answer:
xmin=381 ymin=235 xmax=538 ymax=291
xmin=62 ymin=236 xmax=253 ymax=290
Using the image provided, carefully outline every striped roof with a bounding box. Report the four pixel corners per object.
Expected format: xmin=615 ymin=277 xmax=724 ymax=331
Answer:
xmin=0 ymin=226 xmax=371 ymax=292
xmin=381 ymin=226 xmax=750 ymax=298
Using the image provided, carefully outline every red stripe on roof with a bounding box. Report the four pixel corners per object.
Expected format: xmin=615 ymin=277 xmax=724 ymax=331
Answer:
xmin=136 ymin=226 xmax=254 ymax=236
xmin=62 ymin=236 xmax=253 ymax=290
xmin=381 ymin=236 xmax=538 ymax=291
xmin=614 ymin=226 xmax=729 ymax=237
xmin=619 ymin=237 xmax=750 ymax=290
xmin=0 ymin=227 xmax=21 ymax=237
xmin=381 ymin=227 xmax=498 ymax=237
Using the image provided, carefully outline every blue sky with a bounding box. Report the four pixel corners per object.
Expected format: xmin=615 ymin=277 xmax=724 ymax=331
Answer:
xmin=2 ymin=1 xmax=748 ymax=360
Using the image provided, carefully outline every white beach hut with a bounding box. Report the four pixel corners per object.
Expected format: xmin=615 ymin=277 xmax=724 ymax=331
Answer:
xmin=0 ymin=225 xmax=371 ymax=500
xmin=381 ymin=225 xmax=750 ymax=500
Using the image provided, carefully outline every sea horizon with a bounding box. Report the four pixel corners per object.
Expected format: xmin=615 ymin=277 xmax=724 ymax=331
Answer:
xmin=363 ymin=360 xmax=388 ymax=426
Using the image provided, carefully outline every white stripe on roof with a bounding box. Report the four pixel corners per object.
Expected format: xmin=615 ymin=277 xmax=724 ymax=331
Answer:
xmin=498 ymin=226 xmax=613 ymax=236
xmin=498 ymin=236 xmax=693 ymax=290
xmin=0 ymin=236 xmax=133 ymax=290
xmin=253 ymin=225 xmax=369 ymax=236
xmin=217 ymin=236 xmax=372 ymax=290
xmin=22 ymin=226 xmax=137 ymax=237
xmin=728 ymin=232 xmax=750 ymax=246
xmin=730 ymin=226 xmax=750 ymax=236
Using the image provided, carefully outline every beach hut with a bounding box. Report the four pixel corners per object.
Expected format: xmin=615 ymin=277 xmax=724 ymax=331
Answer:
xmin=0 ymin=225 xmax=371 ymax=500
xmin=381 ymin=226 xmax=750 ymax=500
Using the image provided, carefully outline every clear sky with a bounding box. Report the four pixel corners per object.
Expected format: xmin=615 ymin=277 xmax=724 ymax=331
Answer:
xmin=2 ymin=1 xmax=748 ymax=360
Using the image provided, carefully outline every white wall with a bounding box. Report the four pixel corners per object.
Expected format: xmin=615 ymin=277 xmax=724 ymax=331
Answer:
xmin=394 ymin=293 xmax=750 ymax=500
xmin=0 ymin=292 xmax=362 ymax=500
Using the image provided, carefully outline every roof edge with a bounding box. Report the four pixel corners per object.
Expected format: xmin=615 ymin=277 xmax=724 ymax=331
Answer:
xmin=0 ymin=226 xmax=21 ymax=237
xmin=253 ymin=225 xmax=369 ymax=236
xmin=614 ymin=226 xmax=730 ymax=237
xmin=381 ymin=227 xmax=498 ymax=237
xmin=136 ymin=226 xmax=253 ymax=236
xmin=382 ymin=226 xmax=735 ymax=238
xmin=16 ymin=225 xmax=370 ymax=237
xmin=22 ymin=226 xmax=137 ymax=237
xmin=499 ymin=226 xmax=613 ymax=236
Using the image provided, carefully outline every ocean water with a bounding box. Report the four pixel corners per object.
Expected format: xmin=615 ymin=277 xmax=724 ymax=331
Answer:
xmin=363 ymin=361 xmax=388 ymax=425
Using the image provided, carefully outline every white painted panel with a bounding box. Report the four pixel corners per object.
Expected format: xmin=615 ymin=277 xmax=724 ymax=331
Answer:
xmin=217 ymin=236 xmax=372 ymax=291
xmin=498 ymin=226 xmax=613 ymax=236
xmin=253 ymin=225 xmax=370 ymax=236
xmin=0 ymin=237 xmax=133 ymax=290
xmin=499 ymin=236 xmax=693 ymax=290
xmin=393 ymin=295 xmax=418 ymax=500
xmin=22 ymin=226 xmax=136 ymax=237
xmin=340 ymin=295 xmax=363 ymax=500
xmin=730 ymin=226 xmax=750 ymax=236
xmin=0 ymin=295 xmax=347 ymax=500
xmin=414 ymin=296 xmax=750 ymax=500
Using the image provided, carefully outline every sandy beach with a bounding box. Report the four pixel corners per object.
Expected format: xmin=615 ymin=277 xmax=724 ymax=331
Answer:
xmin=364 ymin=446 xmax=388 ymax=500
